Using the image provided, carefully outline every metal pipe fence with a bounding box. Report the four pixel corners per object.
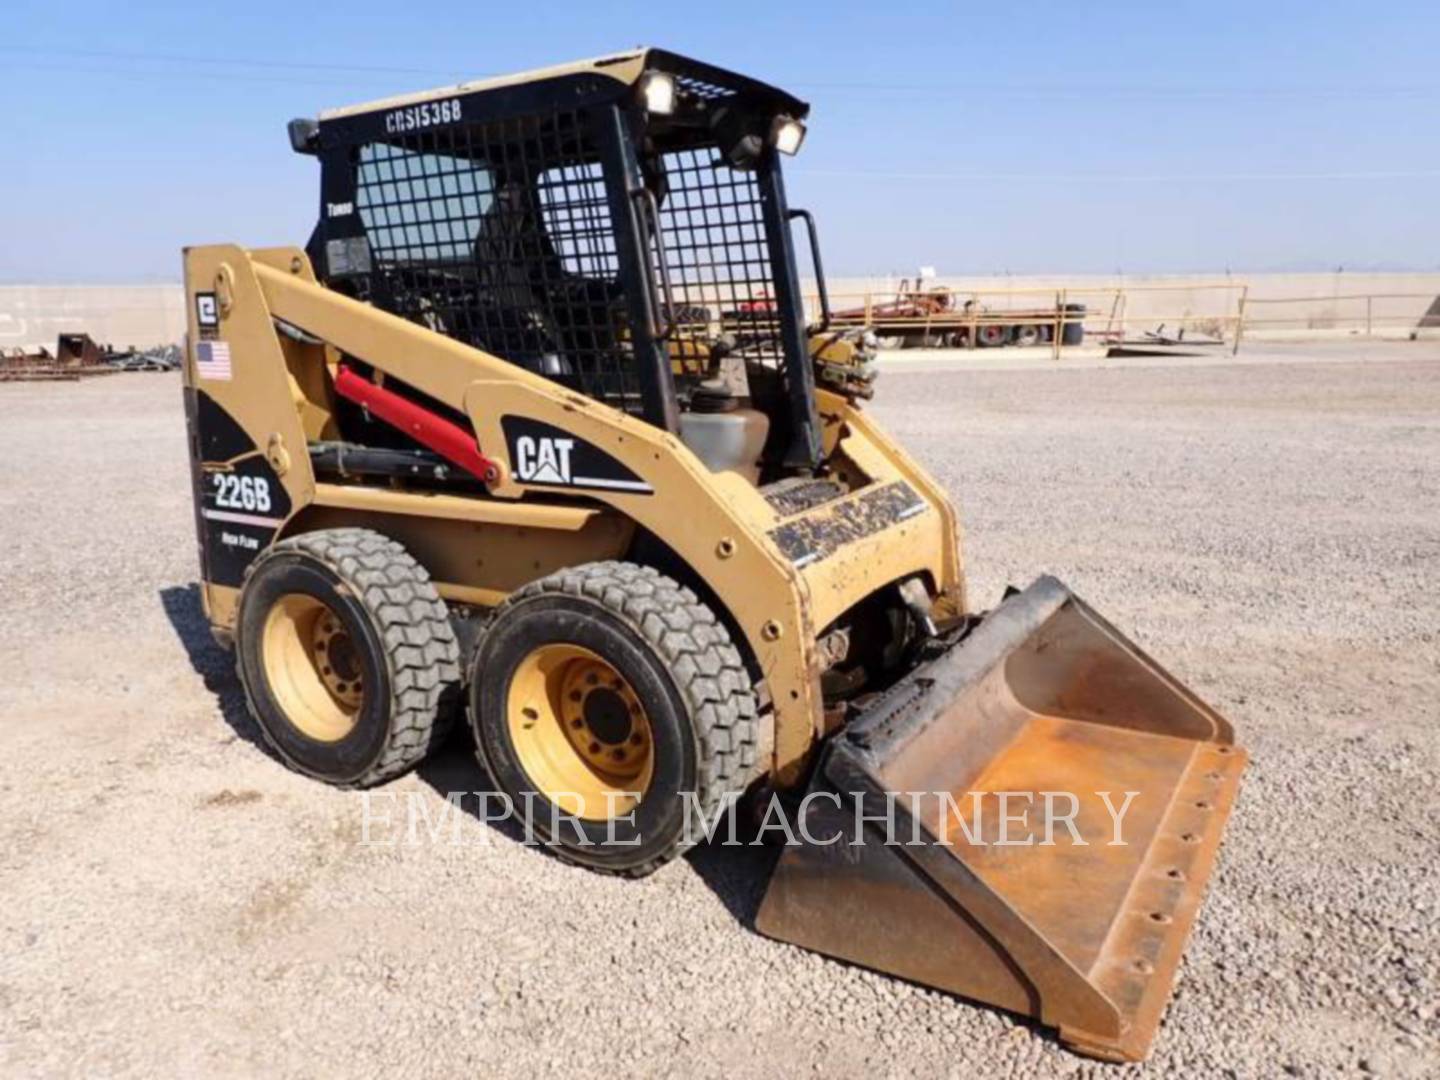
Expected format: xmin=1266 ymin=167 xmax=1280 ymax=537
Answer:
xmin=801 ymin=283 xmax=1440 ymax=357
xmin=1230 ymin=292 xmax=1440 ymax=354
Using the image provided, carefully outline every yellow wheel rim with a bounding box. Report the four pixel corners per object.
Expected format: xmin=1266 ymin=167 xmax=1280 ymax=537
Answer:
xmin=507 ymin=644 xmax=654 ymax=821
xmin=261 ymin=594 xmax=364 ymax=742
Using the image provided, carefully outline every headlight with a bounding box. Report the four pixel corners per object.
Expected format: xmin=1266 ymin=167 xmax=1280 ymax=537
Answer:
xmin=639 ymin=71 xmax=677 ymax=116
xmin=771 ymin=115 xmax=806 ymax=156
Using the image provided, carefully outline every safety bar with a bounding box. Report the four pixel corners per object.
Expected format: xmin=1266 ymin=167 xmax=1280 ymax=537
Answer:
xmin=789 ymin=208 xmax=831 ymax=331
xmin=631 ymin=188 xmax=676 ymax=340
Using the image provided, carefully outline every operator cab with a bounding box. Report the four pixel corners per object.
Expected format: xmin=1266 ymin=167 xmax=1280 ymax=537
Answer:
xmin=293 ymin=49 xmax=837 ymax=477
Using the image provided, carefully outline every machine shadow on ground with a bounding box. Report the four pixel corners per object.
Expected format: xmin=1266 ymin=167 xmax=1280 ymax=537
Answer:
xmin=158 ymin=580 xmax=779 ymax=929
xmin=416 ymin=737 xmax=782 ymax=928
xmin=414 ymin=741 xmax=781 ymax=930
xmin=159 ymin=583 xmax=264 ymax=751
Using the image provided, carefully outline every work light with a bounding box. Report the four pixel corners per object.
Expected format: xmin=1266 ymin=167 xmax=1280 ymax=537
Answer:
xmin=640 ymin=71 xmax=677 ymax=116
xmin=771 ymin=116 xmax=806 ymax=156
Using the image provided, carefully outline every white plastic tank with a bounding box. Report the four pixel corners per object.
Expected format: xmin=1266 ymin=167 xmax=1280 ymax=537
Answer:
xmin=679 ymin=380 xmax=769 ymax=484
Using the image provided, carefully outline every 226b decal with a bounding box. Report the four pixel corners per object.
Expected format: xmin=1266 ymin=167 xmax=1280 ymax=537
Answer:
xmin=211 ymin=473 xmax=273 ymax=513
xmin=187 ymin=391 xmax=292 ymax=587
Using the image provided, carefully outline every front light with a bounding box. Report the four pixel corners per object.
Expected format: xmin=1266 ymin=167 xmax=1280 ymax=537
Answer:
xmin=771 ymin=116 xmax=806 ymax=155
xmin=640 ymin=71 xmax=676 ymax=116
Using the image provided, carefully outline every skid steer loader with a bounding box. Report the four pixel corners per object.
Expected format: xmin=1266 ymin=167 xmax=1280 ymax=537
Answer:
xmin=180 ymin=48 xmax=1245 ymax=1061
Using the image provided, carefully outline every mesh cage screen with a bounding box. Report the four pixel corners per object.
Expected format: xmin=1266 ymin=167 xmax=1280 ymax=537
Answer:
xmin=344 ymin=108 xmax=789 ymax=412
xmin=352 ymin=109 xmax=644 ymax=412
xmin=654 ymin=149 xmax=784 ymax=376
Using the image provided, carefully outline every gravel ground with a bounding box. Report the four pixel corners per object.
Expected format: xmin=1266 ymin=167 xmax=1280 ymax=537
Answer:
xmin=1 ymin=345 xmax=1437 ymax=1078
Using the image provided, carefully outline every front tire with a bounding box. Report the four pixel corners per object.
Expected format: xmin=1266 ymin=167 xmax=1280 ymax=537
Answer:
xmin=977 ymin=323 xmax=1012 ymax=347
xmin=235 ymin=528 xmax=461 ymax=787
xmin=471 ymin=561 xmax=759 ymax=877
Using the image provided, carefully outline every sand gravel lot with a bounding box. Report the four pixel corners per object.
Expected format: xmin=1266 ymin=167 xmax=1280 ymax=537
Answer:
xmin=1 ymin=343 xmax=1437 ymax=1077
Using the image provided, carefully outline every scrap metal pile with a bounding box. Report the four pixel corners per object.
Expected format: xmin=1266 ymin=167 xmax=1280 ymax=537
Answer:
xmin=0 ymin=336 xmax=180 ymax=381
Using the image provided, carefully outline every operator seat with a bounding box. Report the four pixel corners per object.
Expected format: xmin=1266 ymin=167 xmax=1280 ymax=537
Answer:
xmin=470 ymin=175 xmax=627 ymax=383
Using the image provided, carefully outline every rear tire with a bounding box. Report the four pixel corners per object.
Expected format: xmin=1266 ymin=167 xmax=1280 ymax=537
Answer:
xmin=235 ymin=528 xmax=461 ymax=787
xmin=1012 ymin=324 xmax=1042 ymax=347
xmin=470 ymin=561 xmax=759 ymax=877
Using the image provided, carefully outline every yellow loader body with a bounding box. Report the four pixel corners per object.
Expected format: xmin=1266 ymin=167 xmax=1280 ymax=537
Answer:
xmin=179 ymin=47 xmax=1244 ymax=1062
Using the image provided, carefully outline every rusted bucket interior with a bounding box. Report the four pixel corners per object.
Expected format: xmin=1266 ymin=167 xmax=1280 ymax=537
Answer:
xmin=756 ymin=578 xmax=1247 ymax=1062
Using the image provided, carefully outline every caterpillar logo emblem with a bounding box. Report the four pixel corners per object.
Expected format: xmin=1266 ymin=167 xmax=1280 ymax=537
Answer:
xmin=514 ymin=435 xmax=574 ymax=484
xmin=501 ymin=416 xmax=654 ymax=494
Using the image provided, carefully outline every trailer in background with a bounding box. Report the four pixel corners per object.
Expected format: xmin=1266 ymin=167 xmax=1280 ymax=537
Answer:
xmin=827 ymin=280 xmax=1086 ymax=349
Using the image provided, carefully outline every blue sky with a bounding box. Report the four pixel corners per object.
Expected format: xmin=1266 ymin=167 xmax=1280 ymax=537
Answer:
xmin=4 ymin=0 xmax=1439 ymax=281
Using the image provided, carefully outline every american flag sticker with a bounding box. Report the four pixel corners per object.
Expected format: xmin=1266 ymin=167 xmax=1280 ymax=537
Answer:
xmin=195 ymin=340 xmax=232 ymax=382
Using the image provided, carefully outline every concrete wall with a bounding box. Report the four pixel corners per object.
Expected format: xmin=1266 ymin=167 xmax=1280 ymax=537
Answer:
xmin=2 ymin=273 xmax=1438 ymax=354
xmin=0 ymin=285 xmax=186 ymax=355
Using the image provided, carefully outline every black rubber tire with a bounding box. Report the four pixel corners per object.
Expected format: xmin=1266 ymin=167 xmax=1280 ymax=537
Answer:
xmin=1012 ymin=324 xmax=1042 ymax=347
xmin=235 ymin=528 xmax=461 ymax=787
xmin=470 ymin=561 xmax=759 ymax=877
xmin=977 ymin=324 xmax=1012 ymax=347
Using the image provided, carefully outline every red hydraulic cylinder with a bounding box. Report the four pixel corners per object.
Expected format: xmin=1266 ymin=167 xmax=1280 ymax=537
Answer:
xmin=332 ymin=364 xmax=498 ymax=483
